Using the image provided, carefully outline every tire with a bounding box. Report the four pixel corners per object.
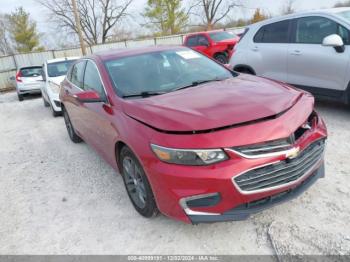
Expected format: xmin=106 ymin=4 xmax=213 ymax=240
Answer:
xmin=214 ymin=53 xmax=228 ymax=64
xmin=51 ymin=106 xmax=61 ymax=117
xmin=63 ymin=107 xmax=82 ymax=143
xmin=43 ymin=97 xmax=50 ymax=107
xmin=120 ymin=146 xmax=158 ymax=218
xmin=235 ymin=67 xmax=255 ymax=75
xmin=18 ymin=94 xmax=23 ymax=101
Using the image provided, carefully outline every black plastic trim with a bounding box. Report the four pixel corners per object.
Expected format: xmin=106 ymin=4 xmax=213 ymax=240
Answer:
xmin=187 ymin=193 xmax=221 ymax=208
xmin=293 ymin=84 xmax=348 ymax=104
xmin=189 ymin=163 xmax=324 ymax=224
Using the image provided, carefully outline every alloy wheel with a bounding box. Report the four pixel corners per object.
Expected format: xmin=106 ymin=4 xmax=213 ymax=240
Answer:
xmin=123 ymin=156 xmax=147 ymax=209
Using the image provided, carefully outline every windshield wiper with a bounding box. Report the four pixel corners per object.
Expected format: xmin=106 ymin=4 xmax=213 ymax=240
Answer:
xmin=171 ymin=78 xmax=227 ymax=92
xmin=122 ymin=91 xmax=167 ymax=98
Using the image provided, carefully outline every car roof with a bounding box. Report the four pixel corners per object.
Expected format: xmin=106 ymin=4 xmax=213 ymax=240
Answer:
xmin=91 ymin=45 xmax=187 ymax=61
xmin=249 ymin=7 xmax=350 ymax=27
xmin=46 ymin=56 xmax=80 ymax=64
xmin=185 ymin=30 xmax=225 ymax=37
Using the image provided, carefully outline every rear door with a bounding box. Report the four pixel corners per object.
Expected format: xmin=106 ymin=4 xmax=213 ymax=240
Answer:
xmin=63 ymin=60 xmax=86 ymax=136
xmin=287 ymin=16 xmax=350 ymax=94
xmin=249 ymin=20 xmax=291 ymax=82
xmin=194 ymin=34 xmax=211 ymax=56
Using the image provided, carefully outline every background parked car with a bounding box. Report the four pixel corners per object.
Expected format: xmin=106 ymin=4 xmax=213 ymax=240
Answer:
xmin=14 ymin=66 xmax=44 ymax=101
xmin=41 ymin=57 xmax=78 ymax=116
xmin=184 ymin=30 xmax=240 ymax=64
xmin=230 ymin=7 xmax=350 ymax=104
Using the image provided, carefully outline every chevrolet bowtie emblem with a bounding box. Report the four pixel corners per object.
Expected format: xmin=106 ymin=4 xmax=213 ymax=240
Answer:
xmin=286 ymin=147 xmax=300 ymax=159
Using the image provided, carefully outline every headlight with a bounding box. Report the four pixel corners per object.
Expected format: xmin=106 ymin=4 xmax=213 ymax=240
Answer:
xmin=49 ymin=83 xmax=60 ymax=94
xmin=151 ymin=144 xmax=228 ymax=165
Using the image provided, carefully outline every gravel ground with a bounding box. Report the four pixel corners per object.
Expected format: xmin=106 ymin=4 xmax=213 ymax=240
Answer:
xmin=0 ymin=91 xmax=350 ymax=256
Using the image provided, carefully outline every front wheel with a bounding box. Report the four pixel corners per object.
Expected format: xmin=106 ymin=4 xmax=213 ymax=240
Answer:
xmin=214 ymin=53 xmax=228 ymax=64
xmin=18 ymin=94 xmax=23 ymax=101
xmin=120 ymin=146 xmax=158 ymax=218
xmin=63 ymin=108 xmax=82 ymax=143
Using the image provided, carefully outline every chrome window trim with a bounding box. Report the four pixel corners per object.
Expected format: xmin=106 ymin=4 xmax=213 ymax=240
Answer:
xmin=225 ymin=146 xmax=298 ymax=159
xmin=179 ymin=193 xmax=220 ymax=216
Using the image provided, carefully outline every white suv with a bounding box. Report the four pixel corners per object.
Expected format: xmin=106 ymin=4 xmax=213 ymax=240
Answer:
xmin=41 ymin=57 xmax=78 ymax=116
xmin=230 ymin=7 xmax=350 ymax=104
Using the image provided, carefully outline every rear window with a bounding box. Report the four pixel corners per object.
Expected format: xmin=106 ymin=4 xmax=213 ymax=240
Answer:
xmin=254 ymin=20 xmax=290 ymax=43
xmin=209 ymin=31 xmax=237 ymax=42
xmin=20 ymin=67 xmax=42 ymax=77
xmin=185 ymin=36 xmax=198 ymax=47
xmin=47 ymin=60 xmax=76 ymax=77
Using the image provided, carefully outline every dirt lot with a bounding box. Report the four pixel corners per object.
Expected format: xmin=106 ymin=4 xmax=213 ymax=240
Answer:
xmin=0 ymin=91 xmax=350 ymax=256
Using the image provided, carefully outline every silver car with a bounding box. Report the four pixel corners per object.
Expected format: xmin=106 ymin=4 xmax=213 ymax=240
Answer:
xmin=41 ymin=57 xmax=78 ymax=117
xmin=230 ymin=7 xmax=350 ymax=104
xmin=15 ymin=66 xmax=44 ymax=101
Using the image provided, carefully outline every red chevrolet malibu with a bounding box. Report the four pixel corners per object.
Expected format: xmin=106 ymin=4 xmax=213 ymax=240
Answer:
xmin=60 ymin=46 xmax=327 ymax=224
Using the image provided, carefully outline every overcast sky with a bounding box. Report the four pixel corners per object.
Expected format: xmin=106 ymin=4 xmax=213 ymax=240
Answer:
xmin=0 ymin=0 xmax=341 ymax=47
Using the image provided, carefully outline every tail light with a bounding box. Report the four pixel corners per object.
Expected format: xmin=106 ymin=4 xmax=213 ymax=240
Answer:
xmin=16 ymin=71 xmax=22 ymax=82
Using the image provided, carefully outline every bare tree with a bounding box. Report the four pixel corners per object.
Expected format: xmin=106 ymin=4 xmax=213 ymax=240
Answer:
xmin=281 ymin=0 xmax=295 ymax=15
xmin=37 ymin=0 xmax=133 ymax=45
xmin=0 ymin=14 xmax=14 ymax=55
xmin=190 ymin=0 xmax=241 ymax=30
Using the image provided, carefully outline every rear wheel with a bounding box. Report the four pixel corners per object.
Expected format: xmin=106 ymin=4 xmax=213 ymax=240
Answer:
xmin=120 ymin=146 xmax=158 ymax=218
xmin=214 ymin=53 xmax=228 ymax=64
xmin=63 ymin=108 xmax=82 ymax=143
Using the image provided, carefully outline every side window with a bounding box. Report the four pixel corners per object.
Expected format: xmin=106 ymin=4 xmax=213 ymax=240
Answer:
xmin=295 ymin=16 xmax=338 ymax=44
xmin=254 ymin=20 xmax=290 ymax=43
xmin=338 ymin=24 xmax=350 ymax=45
xmin=186 ymin=36 xmax=198 ymax=47
xmin=197 ymin=35 xmax=209 ymax=46
xmin=83 ymin=61 xmax=106 ymax=99
xmin=70 ymin=61 xmax=86 ymax=89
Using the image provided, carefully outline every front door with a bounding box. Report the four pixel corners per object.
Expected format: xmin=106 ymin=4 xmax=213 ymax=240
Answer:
xmin=287 ymin=16 xmax=350 ymax=94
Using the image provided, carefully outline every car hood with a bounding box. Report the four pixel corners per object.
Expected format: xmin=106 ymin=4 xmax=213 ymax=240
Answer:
xmin=48 ymin=76 xmax=66 ymax=86
xmin=122 ymin=74 xmax=303 ymax=132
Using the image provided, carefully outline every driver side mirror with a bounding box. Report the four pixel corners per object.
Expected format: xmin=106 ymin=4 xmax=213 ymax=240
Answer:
xmin=75 ymin=90 xmax=105 ymax=103
xmin=322 ymin=34 xmax=345 ymax=53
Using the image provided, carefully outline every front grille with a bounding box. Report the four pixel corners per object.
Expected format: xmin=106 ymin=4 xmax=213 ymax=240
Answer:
xmin=234 ymin=139 xmax=325 ymax=192
xmin=231 ymin=111 xmax=318 ymax=157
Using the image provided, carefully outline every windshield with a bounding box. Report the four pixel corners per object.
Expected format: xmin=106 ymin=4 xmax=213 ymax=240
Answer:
xmin=47 ymin=60 xmax=76 ymax=77
xmin=20 ymin=67 xmax=42 ymax=77
xmin=209 ymin=31 xmax=237 ymax=42
xmin=104 ymin=49 xmax=235 ymax=97
xmin=336 ymin=11 xmax=350 ymax=22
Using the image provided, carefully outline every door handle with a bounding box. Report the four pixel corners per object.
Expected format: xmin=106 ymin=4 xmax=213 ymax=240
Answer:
xmin=291 ymin=50 xmax=302 ymax=56
xmin=252 ymin=46 xmax=259 ymax=51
